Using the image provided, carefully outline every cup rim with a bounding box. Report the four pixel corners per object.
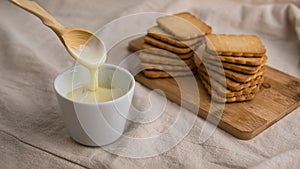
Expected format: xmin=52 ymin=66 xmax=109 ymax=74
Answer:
xmin=54 ymin=63 xmax=135 ymax=105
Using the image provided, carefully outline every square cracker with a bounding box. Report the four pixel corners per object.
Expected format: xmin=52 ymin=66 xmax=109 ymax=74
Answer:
xmin=204 ymin=63 xmax=266 ymax=83
xmin=199 ymin=77 xmax=257 ymax=103
xmin=194 ymin=55 xmax=266 ymax=85
xmin=143 ymin=69 xmax=195 ymax=78
xmin=202 ymin=55 xmax=268 ymax=74
xmin=198 ymin=71 xmax=260 ymax=98
xmin=202 ymin=53 xmax=266 ymax=66
xmin=140 ymin=62 xmax=196 ymax=71
xmin=141 ymin=43 xmax=194 ymax=59
xmin=144 ymin=36 xmax=200 ymax=54
xmin=139 ymin=52 xmax=194 ymax=66
xmin=147 ymin=26 xmax=203 ymax=48
xmin=198 ymin=64 xmax=264 ymax=91
xmin=206 ymin=34 xmax=266 ymax=57
xmin=128 ymin=36 xmax=144 ymax=52
xmin=127 ymin=37 xmax=194 ymax=59
xmin=157 ymin=12 xmax=212 ymax=40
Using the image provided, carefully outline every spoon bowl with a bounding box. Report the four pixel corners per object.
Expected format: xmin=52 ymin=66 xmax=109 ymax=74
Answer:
xmin=62 ymin=28 xmax=106 ymax=68
xmin=10 ymin=0 xmax=106 ymax=68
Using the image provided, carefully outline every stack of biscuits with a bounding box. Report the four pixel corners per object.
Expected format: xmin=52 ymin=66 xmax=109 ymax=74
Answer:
xmin=127 ymin=12 xmax=268 ymax=103
xmin=195 ymin=34 xmax=267 ymax=102
xmin=129 ymin=12 xmax=212 ymax=78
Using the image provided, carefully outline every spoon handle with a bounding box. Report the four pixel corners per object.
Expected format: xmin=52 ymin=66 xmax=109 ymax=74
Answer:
xmin=10 ymin=0 xmax=65 ymax=35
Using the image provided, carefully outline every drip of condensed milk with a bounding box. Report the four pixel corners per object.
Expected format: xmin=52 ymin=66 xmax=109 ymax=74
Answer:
xmin=66 ymin=37 xmax=124 ymax=103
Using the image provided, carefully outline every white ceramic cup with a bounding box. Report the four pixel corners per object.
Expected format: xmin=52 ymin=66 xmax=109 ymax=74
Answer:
xmin=54 ymin=64 xmax=135 ymax=146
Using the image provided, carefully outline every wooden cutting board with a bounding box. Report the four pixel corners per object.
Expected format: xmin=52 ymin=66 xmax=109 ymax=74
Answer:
xmin=135 ymin=67 xmax=300 ymax=140
xmin=129 ymin=37 xmax=300 ymax=140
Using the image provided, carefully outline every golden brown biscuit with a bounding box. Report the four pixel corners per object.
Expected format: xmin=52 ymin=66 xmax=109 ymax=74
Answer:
xmin=157 ymin=12 xmax=212 ymax=40
xmin=199 ymin=71 xmax=260 ymax=98
xmin=141 ymin=43 xmax=194 ymax=59
xmin=206 ymin=34 xmax=266 ymax=57
xmin=198 ymin=65 xmax=265 ymax=91
xmin=147 ymin=26 xmax=203 ymax=48
xmin=139 ymin=52 xmax=194 ymax=66
xmin=201 ymin=53 xmax=267 ymax=66
xmin=144 ymin=36 xmax=200 ymax=54
xmin=203 ymin=63 xmax=266 ymax=83
xmin=128 ymin=36 xmax=144 ymax=52
xmin=128 ymin=37 xmax=195 ymax=59
xmin=143 ymin=69 xmax=196 ymax=78
xmin=202 ymin=55 xmax=267 ymax=74
xmin=200 ymin=77 xmax=257 ymax=103
xmin=140 ymin=62 xmax=195 ymax=71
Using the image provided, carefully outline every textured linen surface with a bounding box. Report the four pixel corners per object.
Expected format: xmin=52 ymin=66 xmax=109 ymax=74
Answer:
xmin=0 ymin=0 xmax=299 ymax=168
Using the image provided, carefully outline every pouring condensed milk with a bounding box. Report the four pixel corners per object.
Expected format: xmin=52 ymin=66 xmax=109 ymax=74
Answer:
xmin=10 ymin=0 xmax=124 ymax=103
xmin=66 ymin=38 xmax=124 ymax=103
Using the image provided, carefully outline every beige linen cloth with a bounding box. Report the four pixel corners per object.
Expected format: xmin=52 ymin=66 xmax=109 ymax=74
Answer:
xmin=0 ymin=0 xmax=300 ymax=168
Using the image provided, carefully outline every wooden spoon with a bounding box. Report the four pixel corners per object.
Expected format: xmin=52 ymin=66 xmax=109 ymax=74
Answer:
xmin=10 ymin=0 xmax=106 ymax=68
